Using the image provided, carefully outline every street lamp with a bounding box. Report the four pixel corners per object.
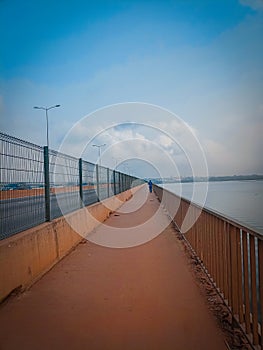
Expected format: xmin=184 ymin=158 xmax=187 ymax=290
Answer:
xmin=92 ymin=144 xmax=106 ymax=166
xmin=33 ymin=104 xmax=60 ymax=148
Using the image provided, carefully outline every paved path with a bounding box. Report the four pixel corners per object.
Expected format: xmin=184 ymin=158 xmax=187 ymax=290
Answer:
xmin=0 ymin=186 xmax=226 ymax=349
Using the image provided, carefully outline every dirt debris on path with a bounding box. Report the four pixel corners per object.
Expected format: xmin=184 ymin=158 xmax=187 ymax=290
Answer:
xmin=172 ymin=225 xmax=252 ymax=350
xmin=0 ymin=189 xmax=228 ymax=350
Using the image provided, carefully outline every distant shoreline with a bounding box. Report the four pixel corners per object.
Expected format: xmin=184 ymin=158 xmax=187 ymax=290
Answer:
xmin=150 ymin=175 xmax=263 ymax=184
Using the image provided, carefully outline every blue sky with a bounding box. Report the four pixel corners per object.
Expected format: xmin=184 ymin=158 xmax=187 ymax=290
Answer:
xmin=0 ymin=0 xmax=263 ymax=177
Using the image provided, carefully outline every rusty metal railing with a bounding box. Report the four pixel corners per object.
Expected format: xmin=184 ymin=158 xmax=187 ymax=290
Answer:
xmin=154 ymin=185 xmax=263 ymax=349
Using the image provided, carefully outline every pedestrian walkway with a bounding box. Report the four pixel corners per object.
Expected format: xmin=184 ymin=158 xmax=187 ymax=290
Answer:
xmin=0 ymin=186 xmax=226 ymax=350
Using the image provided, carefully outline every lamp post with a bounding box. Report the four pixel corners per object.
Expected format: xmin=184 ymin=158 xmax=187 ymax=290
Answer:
xmin=33 ymin=104 xmax=60 ymax=148
xmin=33 ymin=104 xmax=60 ymax=222
xmin=92 ymin=144 xmax=106 ymax=166
xmin=92 ymin=144 xmax=106 ymax=201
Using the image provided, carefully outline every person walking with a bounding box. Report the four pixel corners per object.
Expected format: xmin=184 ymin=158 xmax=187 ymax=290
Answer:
xmin=148 ymin=180 xmax=153 ymax=193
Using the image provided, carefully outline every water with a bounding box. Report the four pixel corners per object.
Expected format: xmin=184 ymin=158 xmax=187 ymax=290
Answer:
xmin=162 ymin=180 xmax=263 ymax=235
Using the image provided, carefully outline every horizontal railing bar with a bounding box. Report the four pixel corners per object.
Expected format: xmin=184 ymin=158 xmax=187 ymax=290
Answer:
xmin=159 ymin=185 xmax=263 ymax=240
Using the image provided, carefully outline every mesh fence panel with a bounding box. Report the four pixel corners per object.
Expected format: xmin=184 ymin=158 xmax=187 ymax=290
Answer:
xmin=0 ymin=133 xmax=45 ymax=239
xmin=115 ymin=171 xmax=120 ymax=194
xmin=49 ymin=150 xmax=80 ymax=219
xmin=0 ymin=132 xmax=143 ymax=240
xmin=98 ymin=166 xmax=108 ymax=200
xmin=82 ymin=160 xmax=97 ymax=206
xmin=108 ymin=169 xmax=114 ymax=197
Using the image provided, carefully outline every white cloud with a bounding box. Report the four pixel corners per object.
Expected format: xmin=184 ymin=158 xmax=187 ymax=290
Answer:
xmin=157 ymin=134 xmax=173 ymax=148
xmin=1 ymin=4 xmax=262 ymax=177
xmin=239 ymin=0 xmax=263 ymax=10
xmin=202 ymin=139 xmax=234 ymax=175
xmin=202 ymin=118 xmax=263 ymax=175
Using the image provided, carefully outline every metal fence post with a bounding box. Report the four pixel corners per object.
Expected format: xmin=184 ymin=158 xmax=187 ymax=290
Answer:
xmin=79 ymin=158 xmax=83 ymax=207
xmin=107 ymin=168 xmax=110 ymax=198
xmin=117 ymin=172 xmax=119 ymax=194
xmin=113 ymin=170 xmax=116 ymax=195
xmin=44 ymin=146 xmax=51 ymax=221
xmin=96 ymin=164 xmax=100 ymax=201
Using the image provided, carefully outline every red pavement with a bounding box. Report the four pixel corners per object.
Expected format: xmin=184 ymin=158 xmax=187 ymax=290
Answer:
xmin=0 ymin=186 xmax=226 ymax=349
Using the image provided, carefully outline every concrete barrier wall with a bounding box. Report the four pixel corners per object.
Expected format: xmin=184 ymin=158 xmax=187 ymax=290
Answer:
xmin=0 ymin=185 xmax=143 ymax=302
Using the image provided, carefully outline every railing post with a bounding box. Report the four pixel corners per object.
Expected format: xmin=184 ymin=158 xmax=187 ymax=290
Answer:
xmin=107 ymin=168 xmax=110 ymax=198
xmin=44 ymin=146 xmax=51 ymax=221
xmin=229 ymin=225 xmax=239 ymax=316
xmin=79 ymin=158 xmax=83 ymax=207
xmin=242 ymin=231 xmax=250 ymax=333
xmin=96 ymin=164 xmax=100 ymax=201
xmin=258 ymin=239 xmax=263 ymax=349
xmin=249 ymin=235 xmax=259 ymax=345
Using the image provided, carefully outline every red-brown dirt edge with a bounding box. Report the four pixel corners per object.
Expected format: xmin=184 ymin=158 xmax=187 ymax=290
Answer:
xmin=171 ymin=222 xmax=252 ymax=350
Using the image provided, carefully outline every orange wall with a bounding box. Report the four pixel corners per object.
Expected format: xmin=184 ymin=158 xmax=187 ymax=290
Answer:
xmin=0 ymin=185 xmax=143 ymax=303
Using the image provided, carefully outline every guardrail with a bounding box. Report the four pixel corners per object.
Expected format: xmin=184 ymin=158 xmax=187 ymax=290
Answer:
xmin=0 ymin=132 xmax=143 ymax=240
xmin=154 ymin=185 xmax=263 ymax=349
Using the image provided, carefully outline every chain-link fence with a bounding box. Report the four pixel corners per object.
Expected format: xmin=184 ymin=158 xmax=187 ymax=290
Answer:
xmin=0 ymin=132 xmax=143 ymax=240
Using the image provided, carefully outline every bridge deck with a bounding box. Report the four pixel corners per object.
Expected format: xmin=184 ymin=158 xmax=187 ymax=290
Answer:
xmin=0 ymin=186 xmax=226 ymax=349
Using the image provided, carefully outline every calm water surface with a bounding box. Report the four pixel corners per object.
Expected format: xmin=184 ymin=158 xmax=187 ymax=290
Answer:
xmin=162 ymin=180 xmax=263 ymax=235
